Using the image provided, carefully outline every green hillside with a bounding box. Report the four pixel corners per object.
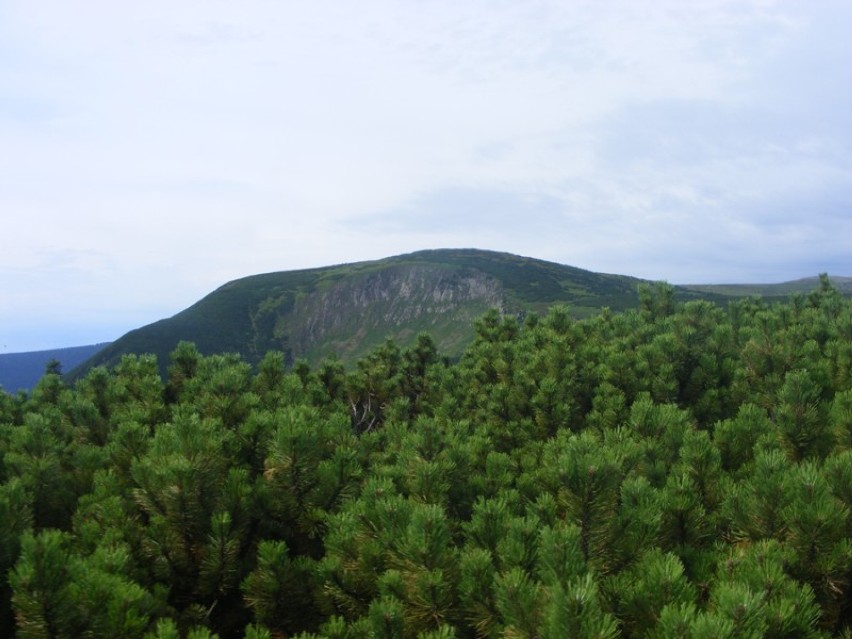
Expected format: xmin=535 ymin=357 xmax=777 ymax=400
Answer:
xmin=72 ymin=249 xmax=843 ymax=377
xmin=70 ymin=250 xmax=640 ymax=374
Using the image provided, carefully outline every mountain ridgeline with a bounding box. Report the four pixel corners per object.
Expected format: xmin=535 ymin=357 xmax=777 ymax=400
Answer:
xmin=74 ymin=250 xmax=685 ymax=375
xmin=73 ymin=249 xmax=839 ymax=377
xmin=0 ymin=344 xmax=110 ymax=393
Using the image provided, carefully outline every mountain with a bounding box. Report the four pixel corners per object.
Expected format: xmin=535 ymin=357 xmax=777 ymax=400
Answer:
xmin=0 ymin=343 xmax=110 ymax=392
xmin=69 ymin=249 xmax=717 ymax=376
xmin=70 ymin=249 xmax=846 ymax=378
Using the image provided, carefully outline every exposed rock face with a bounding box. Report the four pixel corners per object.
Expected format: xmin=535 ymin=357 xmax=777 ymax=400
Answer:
xmin=285 ymin=265 xmax=505 ymax=359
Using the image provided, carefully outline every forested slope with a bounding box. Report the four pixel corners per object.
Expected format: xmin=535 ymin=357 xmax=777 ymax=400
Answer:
xmin=1 ymin=276 xmax=852 ymax=638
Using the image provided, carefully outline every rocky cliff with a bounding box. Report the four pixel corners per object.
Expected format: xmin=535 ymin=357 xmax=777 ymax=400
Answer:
xmin=282 ymin=264 xmax=506 ymax=362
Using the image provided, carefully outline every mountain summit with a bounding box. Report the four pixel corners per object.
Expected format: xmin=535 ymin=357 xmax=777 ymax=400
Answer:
xmin=76 ymin=249 xmax=660 ymax=373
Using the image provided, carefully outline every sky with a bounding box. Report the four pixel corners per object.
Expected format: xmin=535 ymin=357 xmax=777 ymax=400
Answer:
xmin=1 ymin=0 xmax=851 ymax=353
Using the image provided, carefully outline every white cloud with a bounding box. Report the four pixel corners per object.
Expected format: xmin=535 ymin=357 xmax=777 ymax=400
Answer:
xmin=1 ymin=0 xmax=851 ymax=350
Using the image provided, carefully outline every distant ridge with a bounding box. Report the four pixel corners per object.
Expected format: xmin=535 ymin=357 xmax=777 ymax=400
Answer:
xmin=682 ymin=275 xmax=852 ymax=297
xmin=0 ymin=343 xmax=110 ymax=392
xmin=67 ymin=249 xmax=850 ymax=379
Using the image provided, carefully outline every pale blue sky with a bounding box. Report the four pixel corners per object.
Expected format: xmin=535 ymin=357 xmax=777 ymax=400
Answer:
xmin=1 ymin=0 xmax=851 ymax=352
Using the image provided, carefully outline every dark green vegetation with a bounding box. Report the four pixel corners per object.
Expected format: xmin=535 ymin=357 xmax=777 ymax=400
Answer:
xmin=75 ymin=249 xmax=737 ymax=377
xmin=2 ymin=274 xmax=852 ymax=638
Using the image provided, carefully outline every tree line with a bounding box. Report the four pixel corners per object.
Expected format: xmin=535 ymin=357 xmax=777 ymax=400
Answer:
xmin=1 ymin=276 xmax=851 ymax=638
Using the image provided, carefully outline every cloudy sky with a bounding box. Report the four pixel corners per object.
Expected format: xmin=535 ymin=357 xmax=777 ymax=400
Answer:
xmin=2 ymin=0 xmax=851 ymax=352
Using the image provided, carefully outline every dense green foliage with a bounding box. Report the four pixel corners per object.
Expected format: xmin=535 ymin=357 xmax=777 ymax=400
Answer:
xmin=2 ymin=275 xmax=852 ymax=638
